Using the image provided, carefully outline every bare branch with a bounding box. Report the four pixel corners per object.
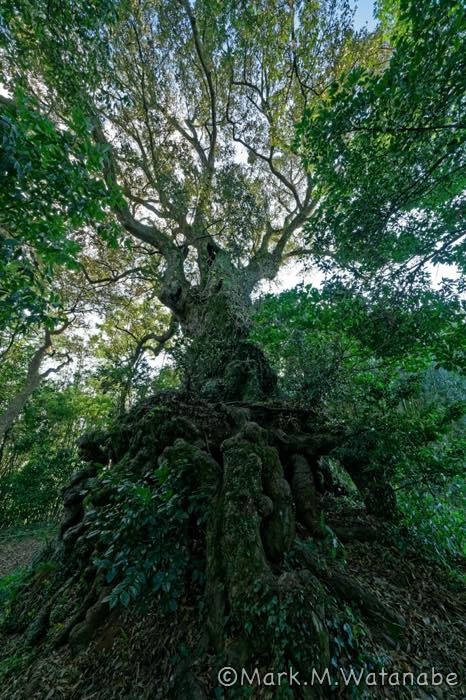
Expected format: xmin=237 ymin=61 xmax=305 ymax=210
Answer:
xmin=91 ymin=119 xmax=176 ymax=257
xmin=40 ymin=353 xmax=72 ymax=379
xmin=180 ymin=0 xmax=217 ymax=171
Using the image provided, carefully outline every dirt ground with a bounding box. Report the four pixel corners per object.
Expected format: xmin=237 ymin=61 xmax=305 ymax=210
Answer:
xmin=0 ymin=528 xmax=52 ymax=578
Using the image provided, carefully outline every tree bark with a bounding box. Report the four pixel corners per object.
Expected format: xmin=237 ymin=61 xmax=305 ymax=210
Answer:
xmin=160 ymin=252 xmax=278 ymax=401
xmin=0 ymin=330 xmax=70 ymax=438
xmin=181 ymin=292 xmax=277 ymax=400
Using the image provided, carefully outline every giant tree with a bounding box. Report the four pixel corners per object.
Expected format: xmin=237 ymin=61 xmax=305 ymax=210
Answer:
xmin=1 ymin=0 xmax=465 ymax=696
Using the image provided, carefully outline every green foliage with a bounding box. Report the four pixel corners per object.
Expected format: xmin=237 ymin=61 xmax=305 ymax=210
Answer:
xmin=0 ymin=0 xmax=362 ymax=288
xmin=0 ymin=90 xmax=117 ymax=331
xmin=399 ymin=479 xmax=466 ymax=567
xmin=253 ymin=285 xmax=466 ymax=563
xmin=252 ymin=283 xmax=466 ymax=401
xmin=85 ymin=438 xmax=214 ymax=612
xmin=151 ymin=367 xmax=181 ymax=392
xmin=0 ymin=567 xmax=28 ymax=626
xmin=0 ymin=381 xmax=112 ymax=527
xmin=0 ymin=0 xmax=463 ymax=656
xmin=296 ymin=0 xmax=466 ymax=279
xmin=88 ymin=295 xmax=177 ymax=412
xmin=326 ymin=605 xmax=386 ymax=697
xmin=0 ymin=653 xmax=31 ymax=682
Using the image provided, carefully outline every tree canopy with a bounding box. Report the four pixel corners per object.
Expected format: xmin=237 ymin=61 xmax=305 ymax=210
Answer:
xmin=0 ymin=1 xmax=465 ymax=697
xmin=1 ymin=1 xmax=371 ymax=312
xmin=296 ymin=0 xmax=466 ymax=282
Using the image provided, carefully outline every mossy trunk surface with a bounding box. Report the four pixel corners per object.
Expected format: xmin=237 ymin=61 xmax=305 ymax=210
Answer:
xmin=179 ymin=285 xmax=278 ymax=402
xmin=1 ymin=303 xmax=402 ymax=698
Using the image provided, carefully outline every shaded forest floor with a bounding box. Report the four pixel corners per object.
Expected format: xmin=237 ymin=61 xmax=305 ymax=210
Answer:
xmin=0 ymin=501 xmax=464 ymax=699
xmin=0 ymin=526 xmax=55 ymax=579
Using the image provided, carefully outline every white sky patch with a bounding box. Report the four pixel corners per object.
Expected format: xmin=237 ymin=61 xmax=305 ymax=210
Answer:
xmin=255 ymin=260 xmax=325 ymax=297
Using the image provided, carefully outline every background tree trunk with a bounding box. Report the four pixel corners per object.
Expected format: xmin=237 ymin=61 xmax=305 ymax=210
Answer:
xmin=0 ymin=330 xmax=70 ymax=439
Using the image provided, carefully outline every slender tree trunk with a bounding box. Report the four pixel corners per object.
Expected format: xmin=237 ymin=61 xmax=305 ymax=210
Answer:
xmin=0 ymin=336 xmax=51 ymax=439
xmin=0 ymin=330 xmax=70 ymax=438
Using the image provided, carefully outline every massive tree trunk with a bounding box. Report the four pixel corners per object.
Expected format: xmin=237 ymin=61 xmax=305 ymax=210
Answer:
xmin=160 ymin=251 xmax=279 ymax=401
xmin=180 ymin=290 xmax=277 ymax=401
xmin=0 ymin=282 xmax=402 ymax=698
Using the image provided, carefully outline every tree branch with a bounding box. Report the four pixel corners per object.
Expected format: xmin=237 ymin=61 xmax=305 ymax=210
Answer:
xmin=90 ymin=119 xmax=176 ymax=257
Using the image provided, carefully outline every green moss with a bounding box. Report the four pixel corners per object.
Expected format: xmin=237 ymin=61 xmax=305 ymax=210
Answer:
xmin=258 ymin=445 xmax=295 ymax=562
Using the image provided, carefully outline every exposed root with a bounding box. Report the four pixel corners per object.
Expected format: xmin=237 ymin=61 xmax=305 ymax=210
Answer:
xmin=1 ymin=393 xmax=447 ymax=698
